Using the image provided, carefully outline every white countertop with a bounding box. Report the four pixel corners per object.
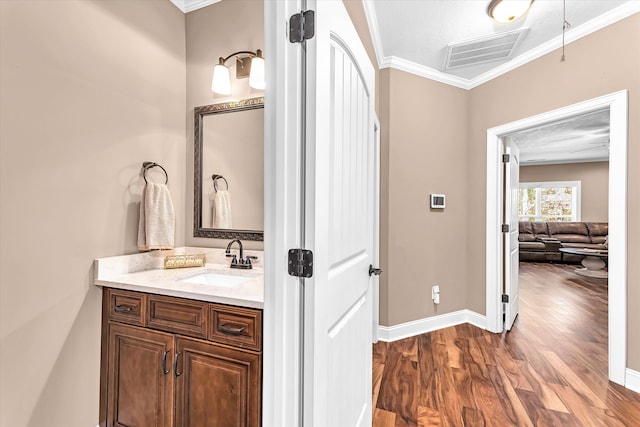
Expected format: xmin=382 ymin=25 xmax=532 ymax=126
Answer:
xmin=94 ymin=247 xmax=264 ymax=309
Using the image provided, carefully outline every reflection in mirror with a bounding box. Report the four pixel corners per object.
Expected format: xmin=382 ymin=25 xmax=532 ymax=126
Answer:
xmin=194 ymin=97 xmax=264 ymax=240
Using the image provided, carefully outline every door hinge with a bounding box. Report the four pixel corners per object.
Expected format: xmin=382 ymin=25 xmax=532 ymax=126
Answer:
xmin=502 ymin=294 xmax=510 ymax=303
xmin=502 ymin=224 xmax=510 ymax=233
xmin=502 ymin=154 xmax=510 ymax=163
xmin=288 ymin=249 xmax=314 ymax=278
xmin=289 ymin=10 xmax=315 ymax=43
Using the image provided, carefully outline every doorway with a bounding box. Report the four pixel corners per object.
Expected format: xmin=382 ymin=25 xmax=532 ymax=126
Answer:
xmin=485 ymin=90 xmax=628 ymax=386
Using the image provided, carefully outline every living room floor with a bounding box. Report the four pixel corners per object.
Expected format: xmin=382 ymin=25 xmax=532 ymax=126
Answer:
xmin=372 ymin=262 xmax=640 ymax=426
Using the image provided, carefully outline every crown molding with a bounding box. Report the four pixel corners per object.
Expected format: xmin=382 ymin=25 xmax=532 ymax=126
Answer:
xmin=169 ymin=0 xmax=222 ymax=13
xmin=380 ymin=57 xmax=473 ymax=90
xmin=365 ymin=1 xmax=640 ymax=91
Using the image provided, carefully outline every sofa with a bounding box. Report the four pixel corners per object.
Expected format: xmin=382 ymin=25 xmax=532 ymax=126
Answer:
xmin=519 ymin=221 xmax=608 ymax=262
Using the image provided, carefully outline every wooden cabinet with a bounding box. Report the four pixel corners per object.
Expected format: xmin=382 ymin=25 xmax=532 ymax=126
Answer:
xmin=100 ymin=288 xmax=262 ymax=427
xmin=175 ymin=337 xmax=260 ymax=427
xmin=107 ymin=323 xmax=174 ymax=427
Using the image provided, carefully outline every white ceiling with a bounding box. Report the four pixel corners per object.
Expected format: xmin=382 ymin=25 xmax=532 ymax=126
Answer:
xmin=507 ymin=109 xmax=610 ymax=165
xmin=365 ymin=0 xmax=639 ymax=89
xmin=173 ymin=0 xmax=633 ymax=165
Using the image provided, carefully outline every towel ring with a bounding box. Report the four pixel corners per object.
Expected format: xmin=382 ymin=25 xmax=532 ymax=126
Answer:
xmin=212 ymin=174 xmax=229 ymax=192
xmin=143 ymin=162 xmax=168 ymax=184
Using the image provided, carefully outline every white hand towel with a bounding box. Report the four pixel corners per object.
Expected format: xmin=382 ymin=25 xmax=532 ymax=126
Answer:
xmin=213 ymin=190 xmax=232 ymax=229
xmin=137 ymin=182 xmax=175 ymax=251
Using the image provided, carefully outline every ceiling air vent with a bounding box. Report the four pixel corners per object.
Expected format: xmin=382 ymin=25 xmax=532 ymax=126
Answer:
xmin=444 ymin=29 xmax=528 ymax=70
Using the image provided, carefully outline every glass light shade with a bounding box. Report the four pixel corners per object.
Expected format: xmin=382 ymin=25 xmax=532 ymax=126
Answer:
xmin=211 ymin=63 xmax=231 ymax=95
xmin=488 ymin=0 xmax=534 ymax=24
xmin=249 ymin=55 xmax=265 ymax=90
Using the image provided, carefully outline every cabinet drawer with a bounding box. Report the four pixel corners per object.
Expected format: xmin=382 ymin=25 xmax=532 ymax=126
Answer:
xmin=209 ymin=304 xmax=262 ymax=351
xmin=147 ymin=295 xmax=208 ymax=339
xmin=108 ymin=289 xmax=145 ymax=326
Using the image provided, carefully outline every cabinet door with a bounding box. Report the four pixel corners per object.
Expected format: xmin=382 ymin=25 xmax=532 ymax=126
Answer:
xmin=107 ymin=323 xmax=174 ymax=427
xmin=174 ymin=337 xmax=261 ymax=427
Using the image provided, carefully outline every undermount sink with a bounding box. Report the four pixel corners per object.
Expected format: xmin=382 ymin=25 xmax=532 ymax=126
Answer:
xmin=178 ymin=271 xmax=252 ymax=287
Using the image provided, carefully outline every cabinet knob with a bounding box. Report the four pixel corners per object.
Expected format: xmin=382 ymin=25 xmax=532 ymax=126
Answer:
xmin=220 ymin=324 xmax=246 ymax=335
xmin=114 ymin=304 xmax=135 ymax=313
xmin=173 ymin=352 xmax=182 ymax=377
xmin=162 ymin=350 xmax=170 ymax=375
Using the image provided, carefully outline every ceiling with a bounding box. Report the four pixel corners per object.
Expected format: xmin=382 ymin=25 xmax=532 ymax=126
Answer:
xmin=506 ymin=109 xmax=610 ymax=166
xmin=172 ymin=0 xmax=635 ymax=165
xmin=366 ymin=0 xmax=638 ymax=88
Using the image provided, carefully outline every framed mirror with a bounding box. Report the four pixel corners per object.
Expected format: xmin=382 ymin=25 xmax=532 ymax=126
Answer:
xmin=194 ymin=97 xmax=264 ymax=240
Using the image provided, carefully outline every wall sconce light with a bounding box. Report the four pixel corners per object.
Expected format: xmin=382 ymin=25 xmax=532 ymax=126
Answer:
xmin=211 ymin=49 xmax=265 ymax=95
xmin=487 ymin=0 xmax=534 ymax=24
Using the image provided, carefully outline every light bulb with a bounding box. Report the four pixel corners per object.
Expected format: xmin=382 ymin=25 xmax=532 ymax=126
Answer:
xmin=211 ymin=61 xmax=231 ymax=95
xmin=249 ymin=50 xmax=265 ymax=90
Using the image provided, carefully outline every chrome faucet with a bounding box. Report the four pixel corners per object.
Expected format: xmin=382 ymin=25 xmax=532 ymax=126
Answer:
xmin=225 ymin=239 xmax=256 ymax=269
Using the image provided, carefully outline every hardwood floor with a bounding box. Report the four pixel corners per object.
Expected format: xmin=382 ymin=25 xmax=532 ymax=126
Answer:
xmin=372 ymin=262 xmax=640 ymax=426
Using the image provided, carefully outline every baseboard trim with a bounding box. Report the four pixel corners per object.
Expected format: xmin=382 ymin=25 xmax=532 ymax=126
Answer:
xmin=626 ymin=368 xmax=640 ymax=393
xmin=378 ymin=310 xmax=487 ymax=342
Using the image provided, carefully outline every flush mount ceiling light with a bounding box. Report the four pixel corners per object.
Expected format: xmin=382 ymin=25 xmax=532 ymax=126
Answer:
xmin=488 ymin=0 xmax=534 ymax=24
xmin=211 ymin=49 xmax=265 ymax=95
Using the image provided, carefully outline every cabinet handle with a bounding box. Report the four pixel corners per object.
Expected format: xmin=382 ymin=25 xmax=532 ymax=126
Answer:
xmin=219 ymin=324 xmax=246 ymax=335
xmin=173 ymin=351 xmax=182 ymax=377
xmin=114 ymin=304 xmax=134 ymax=313
xmin=162 ymin=350 xmax=170 ymax=375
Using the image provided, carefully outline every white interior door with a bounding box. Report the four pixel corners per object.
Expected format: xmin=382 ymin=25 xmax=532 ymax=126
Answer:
xmin=304 ymin=1 xmax=376 ymax=425
xmin=504 ymin=140 xmax=520 ymax=330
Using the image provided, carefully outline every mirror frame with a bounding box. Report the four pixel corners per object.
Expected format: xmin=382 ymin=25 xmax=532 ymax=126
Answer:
xmin=193 ymin=97 xmax=264 ymax=241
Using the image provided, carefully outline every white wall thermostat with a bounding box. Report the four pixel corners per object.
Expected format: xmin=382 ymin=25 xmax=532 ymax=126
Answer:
xmin=430 ymin=194 xmax=445 ymax=209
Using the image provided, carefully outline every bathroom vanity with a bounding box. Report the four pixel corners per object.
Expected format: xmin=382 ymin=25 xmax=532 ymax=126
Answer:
xmin=95 ymin=248 xmax=263 ymax=427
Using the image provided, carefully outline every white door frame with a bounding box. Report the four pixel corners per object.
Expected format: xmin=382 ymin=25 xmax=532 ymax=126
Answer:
xmin=263 ymin=0 xmax=304 ymax=426
xmin=485 ymin=90 xmax=628 ymax=386
xmin=372 ymin=116 xmax=380 ymax=343
xmin=263 ymin=1 xmax=380 ymax=425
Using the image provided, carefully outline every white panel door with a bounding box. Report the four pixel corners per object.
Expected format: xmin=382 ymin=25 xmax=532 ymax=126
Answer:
xmin=304 ymin=1 xmax=376 ymax=426
xmin=504 ymin=141 xmax=520 ymax=331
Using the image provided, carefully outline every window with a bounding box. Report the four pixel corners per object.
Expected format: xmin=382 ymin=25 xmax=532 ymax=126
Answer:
xmin=518 ymin=181 xmax=581 ymax=222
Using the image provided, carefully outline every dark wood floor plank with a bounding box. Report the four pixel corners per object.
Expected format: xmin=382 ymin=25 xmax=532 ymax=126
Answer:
xmin=493 ymin=365 xmax=533 ymax=427
xmin=372 ymin=262 xmax=640 ymax=426
xmin=416 ymin=406 xmax=440 ymax=427
xmin=377 ymin=340 xmax=420 ymax=426
xmin=373 ymin=340 xmax=388 ymax=365
xmin=417 ymin=334 xmax=438 ymax=410
xmin=373 ymin=408 xmax=397 ymax=427
xmin=541 ymin=350 xmax=606 ymax=409
xmin=373 ymin=362 xmax=385 ymax=408
xmin=551 ymin=383 xmax=626 ymax=427
xmin=493 ymin=347 xmax=534 ymax=392
xmin=486 ymin=364 xmax=532 ymax=427
xmin=461 ymin=407 xmax=485 ymax=426
xmin=431 ymin=343 xmax=465 ymax=427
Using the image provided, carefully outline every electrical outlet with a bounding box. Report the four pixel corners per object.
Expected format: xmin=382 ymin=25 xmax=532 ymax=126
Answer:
xmin=432 ymin=285 xmax=440 ymax=304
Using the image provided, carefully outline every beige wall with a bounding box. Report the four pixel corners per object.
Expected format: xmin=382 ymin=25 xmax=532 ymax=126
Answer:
xmin=383 ymin=68 xmax=470 ymax=326
xmin=185 ymin=1 xmax=264 ymax=251
xmin=520 ymin=162 xmax=609 ymax=222
xmin=467 ymin=15 xmax=640 ymax=369
xmin=0 ymin=1 xmax=186 ymax=425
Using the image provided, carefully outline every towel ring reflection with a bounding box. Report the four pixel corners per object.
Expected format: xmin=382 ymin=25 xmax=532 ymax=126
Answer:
xmin=143 ymin=162 xmax=168 ymax=184
xmin=212 ymin=174 xmax=229 ymax=192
